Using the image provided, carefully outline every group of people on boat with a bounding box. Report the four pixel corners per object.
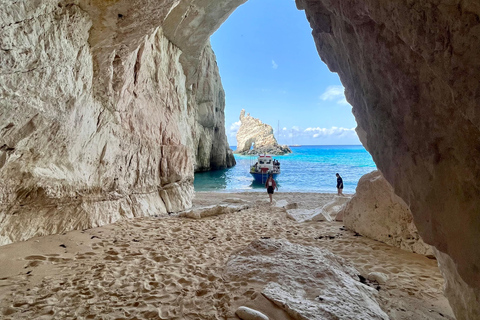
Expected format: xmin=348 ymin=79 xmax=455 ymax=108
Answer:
xmin=251 ymin=159 xmax=280 ymax=174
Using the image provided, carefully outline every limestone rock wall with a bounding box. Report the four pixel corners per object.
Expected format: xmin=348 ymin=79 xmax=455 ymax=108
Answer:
xmin=0 ymin=1 xmax=235 ymax=245
xmin=434 ymin=249 xmax=480 ymax=319
xmin=296 ymin=0 xmax=480 ymax=316
xmin=191 ymin=43 xmax=236 ymax=171
xmin=235 ymin=109 xmax=291 ymax=155
xmin=343 ymin=171 xmax=432 ymax=256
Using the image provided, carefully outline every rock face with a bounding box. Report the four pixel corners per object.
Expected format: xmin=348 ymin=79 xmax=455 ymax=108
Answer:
xmin=434 ymin=249 xmax=480 ymax=320
xmin=226 ymin=239 xmax=388 ymax=320
xmin=286 ymin=197 xmax=349 ymax=222
xmin=0 ymin=1 xmax=236 ymax=245
xmin=235 ymin=110 xmax=291 ymax=155
xmin=296 ymin=0 xmax=480 ymax=317
xmin=1 ymin=0 xmax=480 ymax=317
xmin=343 ymin=171 xmax=432 ymax=256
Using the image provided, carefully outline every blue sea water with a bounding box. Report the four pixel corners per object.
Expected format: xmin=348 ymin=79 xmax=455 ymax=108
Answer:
xmin=194 ymin=145 xmax=377 ymax=193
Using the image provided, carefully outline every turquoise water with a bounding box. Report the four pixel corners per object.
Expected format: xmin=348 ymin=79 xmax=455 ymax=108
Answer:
xmin=194 ymin=145 xmax=377 ymax=193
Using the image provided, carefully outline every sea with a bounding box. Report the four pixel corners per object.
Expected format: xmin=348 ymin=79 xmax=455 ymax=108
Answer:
xmin=194 ymin=145 xmax=377 ymax=194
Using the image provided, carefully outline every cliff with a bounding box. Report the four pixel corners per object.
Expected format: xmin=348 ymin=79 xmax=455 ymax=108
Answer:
xmin=0 ymin=1 xmax=235 ymax=245
xmin=1 ymin=0 xmax=480 ymax=317
xmin=296 ymin=0 xmax=480 ymax=317
xmin=235 ymin=110 xmax=292 ymax=155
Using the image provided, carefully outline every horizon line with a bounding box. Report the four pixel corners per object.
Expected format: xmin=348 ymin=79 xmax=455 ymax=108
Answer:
xmin=229 ymin=144 xmax=365 ymax=147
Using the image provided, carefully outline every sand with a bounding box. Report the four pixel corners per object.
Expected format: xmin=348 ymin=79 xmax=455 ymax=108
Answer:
xmin=0 ymin=192 xmax=454 ymax=319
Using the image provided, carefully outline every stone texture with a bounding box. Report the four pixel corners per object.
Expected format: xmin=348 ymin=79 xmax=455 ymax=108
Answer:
xmin=434 ymin=248 xmax=480 ymax=320
xmin=2 ymin=0 xmax=480 ymax=316
xmin=235 ymin=110 xmax=291 ymax=155
xmin=286 ymin=197 xmax=349 ymax=223
xmin=0 ymin=0 xmax=236 ymax=245
xmin=312 ymin=196 xmax=350 ymax=222
xmin=296 ymin=0 xmax=480 ymax=292
xmin=178 ymin=202 xmax=249 ymax=219
xmin=191 ymin=42 xmax=236 ymax=171
xmin=225 ymin=239 xmax=388 ymax=320
xmin=343 ymin=171 xmax=432 ymax=256
xmin=235 ymin=306 xmax=269 ymax=320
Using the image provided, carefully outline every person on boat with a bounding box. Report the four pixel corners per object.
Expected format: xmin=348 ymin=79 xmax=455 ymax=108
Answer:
xmin=336 ymin=173 xmax=344 ymax=196
xmin=265 ymin=174 xmax=278 ymax=203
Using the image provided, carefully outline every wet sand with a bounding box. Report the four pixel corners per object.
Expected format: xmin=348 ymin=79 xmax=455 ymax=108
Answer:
xmin=0 ymin=192 xmax=454 ymax=319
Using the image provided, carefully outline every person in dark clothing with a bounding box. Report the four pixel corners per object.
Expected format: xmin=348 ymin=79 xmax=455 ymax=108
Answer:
xmin=265 ymin=174 xmax=278 ymax=203
xmin=336 ymin=173 xmax=344 ymax=196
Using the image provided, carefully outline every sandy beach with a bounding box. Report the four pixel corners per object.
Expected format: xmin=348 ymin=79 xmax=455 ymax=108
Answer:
xmin=0 ymin=192 xmax=454 ymax=319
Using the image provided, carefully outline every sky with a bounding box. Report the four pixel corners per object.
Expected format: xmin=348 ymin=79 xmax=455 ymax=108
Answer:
xmin=210 ymin=0 xmax=361 ymax=146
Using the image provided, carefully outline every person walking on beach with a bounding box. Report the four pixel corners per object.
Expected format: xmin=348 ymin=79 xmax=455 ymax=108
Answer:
xmin=265 ymin=174 xmax=278 ymax=203
xmin=336 ymin=173 xmax=344 ymax=196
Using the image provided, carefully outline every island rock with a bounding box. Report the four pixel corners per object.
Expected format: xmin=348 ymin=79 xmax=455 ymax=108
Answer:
xmin=235 ymin=110 xmax=291 ymax=155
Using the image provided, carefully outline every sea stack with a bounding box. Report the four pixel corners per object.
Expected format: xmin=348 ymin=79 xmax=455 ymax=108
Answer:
xmin=235 ymin=110 xmax=291 ymax=155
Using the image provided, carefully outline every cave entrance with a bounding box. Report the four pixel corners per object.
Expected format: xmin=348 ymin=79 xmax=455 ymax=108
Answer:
xmin=194 ymin=0 xmax=376 ymax=193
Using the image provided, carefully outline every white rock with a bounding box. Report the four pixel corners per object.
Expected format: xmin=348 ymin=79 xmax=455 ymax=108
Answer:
xmin=0 ymin=4 xmax=234 ymax=245
xmin=274 ymin=200 xmax=298 ymax=210
xmin=274 ymin=200 xmax=288 ymax=208
xmin=234 ymin=110 xmax=291 ymax=155
xmin=179 ymin=203 xmax=249 ymax=219
xmin=287 ymin=207 xmax=332 ymax=222
xmin=226 ymin=239 xmax=388 ymax=320
xmin=343 ymin=171 xmax=432 ymax=256
xmin=313 ymin=196 xmax=350 ymax=221
xmin=434 ymin=249 xmax=480 ymax=320
xmin=235 ymin=306 xmax=269 ymax=320
xmin=367 ymin=272 xmax=388 ymax=285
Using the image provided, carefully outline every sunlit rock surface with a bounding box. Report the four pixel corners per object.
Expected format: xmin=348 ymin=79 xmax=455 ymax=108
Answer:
xmin=0 ymin=0 xmax=236 ymax=245
xmin=343 ymin=171 xmax=432 ymax=256
xmin=1 ymin=0 xmax=480 ymax=316
xmin=226 ymin=239 xmax=388 ymax=320
xmin=296 ymin=0 xmax=480 ymax=316
xmin=235 ymin=110 xmax=291 ymax=155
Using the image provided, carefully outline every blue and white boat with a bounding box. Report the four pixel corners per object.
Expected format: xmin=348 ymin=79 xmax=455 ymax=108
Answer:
xmin=250 ymin=155 xmax=280 ymax=184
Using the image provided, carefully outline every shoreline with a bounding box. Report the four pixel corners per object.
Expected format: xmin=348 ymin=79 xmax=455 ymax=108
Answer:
xmin=0 ymin=192 xmax=453 ymax=319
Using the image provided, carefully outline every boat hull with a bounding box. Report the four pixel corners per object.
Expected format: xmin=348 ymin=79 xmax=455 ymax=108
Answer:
xmin=250 ymin=172 xmax=280 ymax=184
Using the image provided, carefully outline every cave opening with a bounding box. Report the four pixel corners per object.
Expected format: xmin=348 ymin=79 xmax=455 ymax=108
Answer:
xmin=194 ymin=0 xmax=377 ymax=193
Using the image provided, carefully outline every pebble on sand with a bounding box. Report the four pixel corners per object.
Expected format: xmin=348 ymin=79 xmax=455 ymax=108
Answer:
xmin=235 ymin=306 xmax=269 ymax=320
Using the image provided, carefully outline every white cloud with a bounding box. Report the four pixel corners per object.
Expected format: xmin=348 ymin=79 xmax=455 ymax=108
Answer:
xmin=228 ymin=121 xmax=241 ymax=137
xmin=304 ymin=126 xmax=356 ymax=138
xmin=320 ymin=85 xmax=350 ymax=106
xmin=272 ymin=60 xmax=278 ymax=69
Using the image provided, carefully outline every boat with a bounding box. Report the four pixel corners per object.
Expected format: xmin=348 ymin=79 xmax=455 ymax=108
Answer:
xmin=250 ymin=155 xmax=280 ymax=183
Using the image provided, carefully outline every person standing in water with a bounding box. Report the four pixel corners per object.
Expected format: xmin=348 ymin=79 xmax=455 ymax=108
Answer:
xmin=336 ymin=173 xmax=344 ymax=196
xmin=265 ymin=174 xmax=278 ymax=203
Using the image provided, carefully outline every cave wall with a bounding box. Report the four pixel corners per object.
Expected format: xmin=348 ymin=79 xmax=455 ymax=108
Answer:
xmin=2 ymin=0 xmax=479 ymax=316
xmin=296 ymin=0 xmax=480 ymax=316
xmin=0 ymin=0 xmax=238 ymax=244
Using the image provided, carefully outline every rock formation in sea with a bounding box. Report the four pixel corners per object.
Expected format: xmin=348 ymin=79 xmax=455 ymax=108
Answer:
xmin=1 ymin=0 xmax=480 ymax=316
xmin=235 ymin=110 xmax=292 ymax=155
xmin=342 ymin=171 xmax=432 ymax=256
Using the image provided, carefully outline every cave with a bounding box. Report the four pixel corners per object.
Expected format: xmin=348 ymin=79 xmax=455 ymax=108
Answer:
xmin=0 ymin=0 xmax=479 ymax=318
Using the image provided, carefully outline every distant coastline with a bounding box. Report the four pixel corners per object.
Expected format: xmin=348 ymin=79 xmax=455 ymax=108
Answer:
xmin=229 ymin=144 xmax=365 ymax=152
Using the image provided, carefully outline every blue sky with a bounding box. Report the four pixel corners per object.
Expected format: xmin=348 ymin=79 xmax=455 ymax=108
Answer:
xmin=210 ymin=0 xmax=361 ymax=146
